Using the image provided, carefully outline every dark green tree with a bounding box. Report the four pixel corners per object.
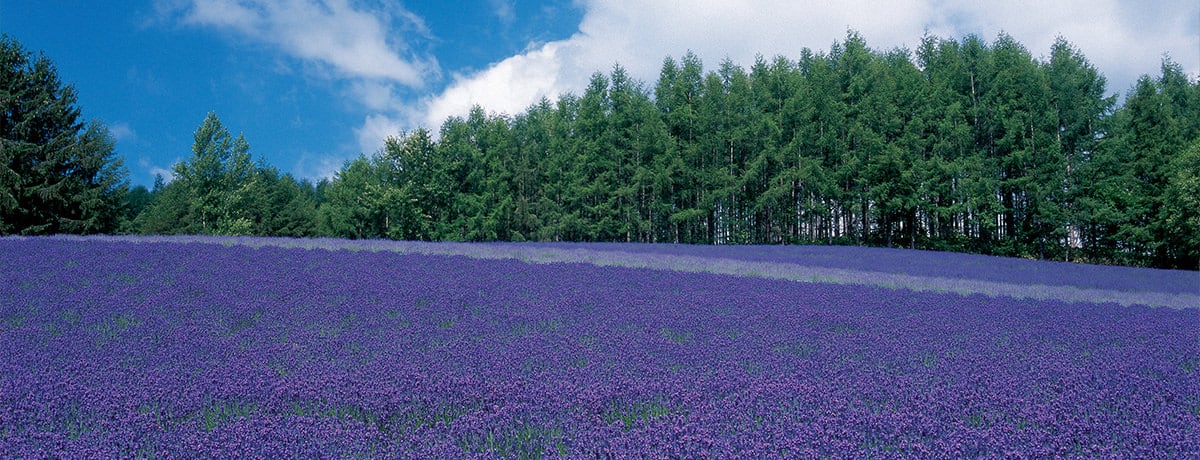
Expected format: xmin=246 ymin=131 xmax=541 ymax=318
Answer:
xmin=379 ymin=128 xmax=438 ymax=239
xmin=655 ymin=52 xmax=708 ymax=243
xmin=0 ymin=35 xmax=129 ymax=234
xmin=1113 ymin=76 xmax=1177 ymax=264
xmin=1161 ymin=139 xmax=1200 ymax=269
xmin=985 ymin=34 xmax=1062 ymax=258
xmin=785 ymin=47 xmax=841 ymax=244
xmin=302 ymin=31 xmax=1198 ymax=269
xmin=915 ymin=34 xmax=973 ymax=250
xmin=316 ymin=156 xmax=390 ymax=239
xmin=247 ymin=169 xmax=318 ymax=237
xmin=540 ymin=95 xmax=587 ymax=241
xmin=434 ymin=113 xmax=483 ymax=240
xmin=1098 ymin=60 xmax=1200 ymax=267
xmin=440 ymin=107 xmax=516 ymax=241
xmin=871 ymin=48 xmax=923 ymax=248
xmin=575 ymin=71 xmax=621 ymax=241
xmin=1045 ymin=37 xmax=1114 ymax=261
xmin=508 ymin=99 xmax=556 ymax=241
xmin=120 ymin=184 xmax=154 ymax=232
xmin=132 ymin=174 xmax=190 ymax=234
xmin=606 ymin=64 xmax=669 ymax=242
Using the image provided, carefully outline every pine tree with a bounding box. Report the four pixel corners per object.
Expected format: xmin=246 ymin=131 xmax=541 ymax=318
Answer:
xmin=1045 ymin=37 xmax=1114 ymax=261
xmin=0 ymin=35 xmax=129 ymax=234
xmin=1161 ymin=139 xmax=1200 ymax=269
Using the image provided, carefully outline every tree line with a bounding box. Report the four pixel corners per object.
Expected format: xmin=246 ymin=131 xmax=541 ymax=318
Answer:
xmin=3 ymin=33 xmax=1198 ymax=269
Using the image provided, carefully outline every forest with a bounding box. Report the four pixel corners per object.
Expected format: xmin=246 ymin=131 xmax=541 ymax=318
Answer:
xmin=3 ymin=32 xmax=1198 ymax=269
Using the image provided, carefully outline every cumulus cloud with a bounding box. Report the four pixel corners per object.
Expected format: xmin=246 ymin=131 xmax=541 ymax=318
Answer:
xmin=159 ymin=0 xmax=444 ymax=154
xmin=354 ymin=113 xmax=406 ymax=155
xmin=149 ymin=167 xmax=177 ymax=183
xmin=422 ymin=40 xmax=573 ymax=129
xmin=139 ymin=156 xmax=179 ymax=183
xmin=167 ymin=0 xmax=437 ymax=87
xmin=160 ymin=0 xmax=1199 ymax=155
xmin=411 ymin=0 xmax=1199 ymax=132
xmin=411 ymin=0 xmax=935 ymax=129
xmin=922 ymin=0 xmax=1199 ymax=94
xmin=291 ymin=151 xmax=353 ymax=181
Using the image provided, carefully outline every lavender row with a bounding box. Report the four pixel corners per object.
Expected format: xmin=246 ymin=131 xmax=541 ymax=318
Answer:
xmin=2 ymin=238 xmax=1198 ymax=457
xmin=514 ymin=242 xmax=1200 ymax=295
xmin=37 ymin=235 xmax=1200 ymax=309
xmin=48 ymin=234 xmax=1200 ymax=296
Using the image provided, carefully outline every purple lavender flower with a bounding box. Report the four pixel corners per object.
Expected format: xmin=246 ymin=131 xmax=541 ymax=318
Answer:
xmin=1 ymin=236 xmax=1196 ymax=457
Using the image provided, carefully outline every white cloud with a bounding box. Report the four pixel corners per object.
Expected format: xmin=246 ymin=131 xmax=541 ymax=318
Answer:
xmin=168 ymin=0 xmax=437 ymax=87
xmin=161 ymin=0 xmax=1199 ymax=155
xmin=422 ymin=40 xmax=572 ymax=129
xmin=160 ymin=0 xmax=445 ymax=155
xmin=411 ymin=0 xmax=934 ymax=129
xmin=140 ymin=156 xmax=178 ymax=183
xmin=489 ymin=0 xmax=516 ymax=24
xmin=136 ymin=153 xmax=184 ymax=184
xmin=408 ymin=0 xmax=1199 ymax=133
xmin=354 ymin=113 xmax=405 ymax=155
xmin=349 ymin=80 xmax=405 ymax=112
xmin=149 ymin=167 xmax=177 ymax=183
xmin=922 ymin=0 xmax=1200 ymax=95
xmin=108 ymin=122 xmax=137 ymax=143
xmin=291 ymin=151 xmax=352 ymax=182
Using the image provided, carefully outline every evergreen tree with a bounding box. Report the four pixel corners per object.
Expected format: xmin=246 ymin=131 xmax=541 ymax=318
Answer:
xmin=575 ymin=71 xmax=619 ymax=240
xmin=248 ymin=169 xmax=318 ymax=237
xmin=1115 ymin=76 xmax=1177 ymax=264
xmin=509 ymin=99 xmax=556 ymax=241
xmin=1098 ymin=60 xmax=1200 ymax=267
xmin=0 ymin=35 xmax=129 ymax=234
xmin=986 ymin=34 xmax=1062 ymax=258
xmin=915 ymin=35 xmax=974 ymax=250
xmin=785 ymin=48 xmax=840 ymax=244
xmin=380 ymin=128 xmax=437 ymax=239
xmin=132 ymin=174 xmax=191 ymax=235
xmin=1161 ymin=139 xmax=1200 ymax=269
xmin=316 ymin=156 xmax=389 ymax=239
xmin=656 ymin=53 xmax=708 ymax=243
xmin=542 ymin=95 xmax=587 ymax=241
xmin=121 ymin=184 xmax=154 ymax=232
xmin=1045 ymin=37 xmax=1114 ymax=261
xmin=291 ymin=31 xmax=1196 ymax=269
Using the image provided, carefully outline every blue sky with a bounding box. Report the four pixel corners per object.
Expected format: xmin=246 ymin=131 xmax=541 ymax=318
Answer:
xmin=3 ymin=1 xmax=1197 ymax=187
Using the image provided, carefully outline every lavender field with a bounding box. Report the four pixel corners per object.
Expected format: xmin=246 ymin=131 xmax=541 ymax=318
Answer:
xmin=2 ymin=237 xmax=1198 ymax=458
